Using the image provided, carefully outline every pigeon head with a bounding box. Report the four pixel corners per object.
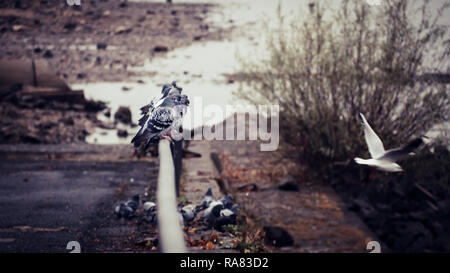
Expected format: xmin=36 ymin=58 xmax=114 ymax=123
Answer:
xmin=231 ymin=204 xmax=239 ymax=214
xmin=205 ymin=187 xmax=212 ymax=196
xmin=161 ymin=83 xmax=173 ymax=97
xmin=171 ymin=81 xmax=182 ymax=92
xmin=132 ymin=194 xmax=140 ymax=203
xmin=222 ymin=195 xmax=233 ymax=206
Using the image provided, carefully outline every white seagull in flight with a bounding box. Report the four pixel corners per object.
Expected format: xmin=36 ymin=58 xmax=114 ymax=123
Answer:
xmin=354 ymin=113 xmax=426 ymax=172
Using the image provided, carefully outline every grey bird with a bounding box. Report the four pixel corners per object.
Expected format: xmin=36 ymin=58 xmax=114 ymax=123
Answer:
xmin=131 ymin=81 xmax=189 ymax=149
xmin=114 ymin=203 xmax=135 ymax=219
xmin=180 ymin=204 xmax=197 ymax=224
xmin=142 ymin=201 xmax=158 ymax=225
xmin=202 ymin=200 xmax=224 ymax=228
xmin=125 ymin=194 xmax=140 ymax=211
xmin=354 ymin=113 xmax=427 ymax=172
xmin=219 ymin=194 xmax=234 ymax=209
xmin=214 ymin=204 xmax=239 ymax=231
xmin=201 ymin=187 xmax=215 ymax=209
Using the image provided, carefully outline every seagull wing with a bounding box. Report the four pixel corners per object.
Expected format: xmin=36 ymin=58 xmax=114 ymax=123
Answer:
xmin=359 ymin=113 xmax=385 ymax=159
xmin=378 ymin=137 xmax=424 ymax=163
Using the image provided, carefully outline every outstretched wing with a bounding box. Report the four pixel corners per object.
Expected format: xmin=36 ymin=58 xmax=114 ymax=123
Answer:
xmin=359 ymin=113 xmax=385 ymax=159
xmin=378 ymin=137 xmax=425 ymax=163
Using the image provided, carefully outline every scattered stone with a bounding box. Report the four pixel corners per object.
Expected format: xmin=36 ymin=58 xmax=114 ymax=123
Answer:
xmin=84 ymin=100 xmax=106 ymax=112
xmin=96 ymin=42 xmax=108 ymax=50
xmin=115 ymin=26 xmax=132 ymax=35
xmin=76 ymin=73 xmax=86 ymax=79
xmin=153 ymin=45 xmax=169 ymax=53
xmin=135 ymin=237 xmax=157 ymax=247
xmin=263 ymin=226 xmax=294 ymax=247
xmin=63 ymin=22 xmax=77 ymax=31
xmin=43 ymin=50 xmax=53 ymax=58
xmin=62 ymin=117 xmax=75 ymax=126
xmin=348 ymin=198 xmax=375 ymax=219
xmin=278 ymin=175 xmax=299 ymax=191
xmin=12 ymin=25 xmax=26 ymax=32
xmin=236 ymin=183 xmax=258 ymax=192
xmin=117 ymin=129 xmax=128 ymax=138
xmin=153 ymin=45 xmax=168 ymax=53
xmin=114 ymin=106 xmax=132 ymax=124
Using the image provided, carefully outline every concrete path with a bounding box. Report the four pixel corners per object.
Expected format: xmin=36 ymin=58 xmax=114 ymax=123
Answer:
xmin=0 ymin=144 xmax=158 ymax=253
xmin=182 ymin=140 xmax=223 ymax=205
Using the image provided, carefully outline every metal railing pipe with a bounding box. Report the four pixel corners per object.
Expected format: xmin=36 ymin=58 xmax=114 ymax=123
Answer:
xmin=157 ymin=139 xmax=187 ymax=253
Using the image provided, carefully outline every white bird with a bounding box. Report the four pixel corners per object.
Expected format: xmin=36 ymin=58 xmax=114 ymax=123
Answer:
xmin=354 ymin=113 xmax=426 ymax=172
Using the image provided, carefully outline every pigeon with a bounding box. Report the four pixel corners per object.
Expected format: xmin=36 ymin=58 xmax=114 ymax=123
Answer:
xmin=142 ymin=201 xmax=158 ymax=225
xmin=131 ymin=81 xmax=189 ymax=149
xmin=202 ymin=200 xmax=224 ymax=228
xmin=354 ymin=113 xmax=426 ymax=172
xmin=114 ymin=203 xmax=135 ymax=219
xmin=219 ymin=195 xmax=234 ymax=209
xmin=180 ymin=204 xmax=197 ymax=224
xmin=143 ymin=201 xmax=156 ymax=211
xmin=214 ymin=204 xmax=239 ymax=231
xmin=125 ymin=194 xmax=140 ymax=211
xmin=201 ymin=187 xmax=215 ymax=209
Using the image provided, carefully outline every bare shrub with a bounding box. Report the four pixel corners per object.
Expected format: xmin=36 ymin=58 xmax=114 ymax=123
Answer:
xmin=235 ymin=0 xmax=449 ymax=167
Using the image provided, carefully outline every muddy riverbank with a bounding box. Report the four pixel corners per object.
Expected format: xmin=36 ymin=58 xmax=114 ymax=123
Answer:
xmin=0 ymin=0 xmax=230 ymax=144
xmin=0 ymin=0 xmax=227 ymax=83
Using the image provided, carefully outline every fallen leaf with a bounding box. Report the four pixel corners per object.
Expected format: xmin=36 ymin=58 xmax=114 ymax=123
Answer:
xmin=205 ymin=241 xmax=214 ymax=250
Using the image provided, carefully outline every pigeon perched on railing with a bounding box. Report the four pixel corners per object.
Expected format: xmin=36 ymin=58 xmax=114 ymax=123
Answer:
xmin=354 ymin=113 xmax=427 ymax=172
xmin=132 ymin=81 xmax=189 ymax=150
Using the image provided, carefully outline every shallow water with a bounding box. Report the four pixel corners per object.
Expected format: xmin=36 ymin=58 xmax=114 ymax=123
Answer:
xmin=73 ymin=0 xmax=449 ymax=144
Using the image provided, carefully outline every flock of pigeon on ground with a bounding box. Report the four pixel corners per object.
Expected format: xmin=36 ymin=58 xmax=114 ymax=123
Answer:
xmin=114 ymin=187 xmax=239 ymax=231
